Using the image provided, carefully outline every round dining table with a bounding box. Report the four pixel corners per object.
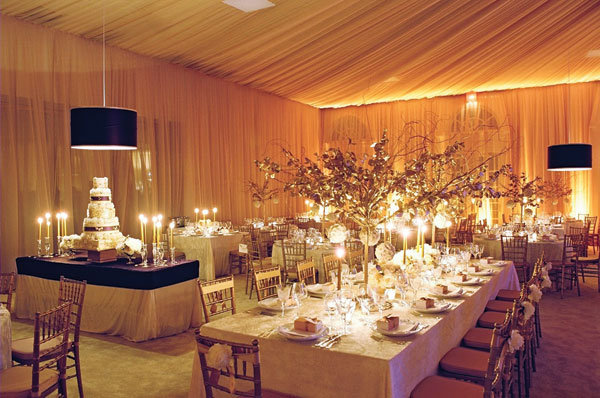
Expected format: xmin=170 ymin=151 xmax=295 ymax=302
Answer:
xmin=473 ymin=236 xmax=564 ymax=264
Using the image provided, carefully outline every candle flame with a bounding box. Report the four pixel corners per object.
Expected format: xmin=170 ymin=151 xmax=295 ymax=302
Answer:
xmin=212 ymin=207 xmax=217 ymax=213
xmin=202 ymin=209 xmax=209 ymax=215
xmin=45 ymin=212 xmax=51 ymax=219
xmin=139 ymin=214 xmax=145 ymax=221
xmin=335 ymin=246 xmax=346 ymax=259
xmin=37 ymin=217 xmax=43 ymax=224
xmin=194 ymin=208 xmax=199 ymax=213
xmin=169 ymin=221 xmax=175 ymax=229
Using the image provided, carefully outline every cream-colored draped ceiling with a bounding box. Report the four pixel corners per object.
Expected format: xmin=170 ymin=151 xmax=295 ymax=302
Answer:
xmin=2 ymin=0 xmax=600 ymax=108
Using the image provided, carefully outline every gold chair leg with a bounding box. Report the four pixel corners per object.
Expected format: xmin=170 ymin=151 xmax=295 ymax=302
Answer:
xmin=73 ymin=345 xmax=84 ymax=397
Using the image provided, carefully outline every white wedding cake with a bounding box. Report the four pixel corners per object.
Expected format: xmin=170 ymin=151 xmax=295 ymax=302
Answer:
xmin=78 ymin=177 xmax=124 ymax=251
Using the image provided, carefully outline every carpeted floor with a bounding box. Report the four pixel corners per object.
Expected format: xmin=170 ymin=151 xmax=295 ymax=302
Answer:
xmin=9 ymin=274 xmax=600 ymax=397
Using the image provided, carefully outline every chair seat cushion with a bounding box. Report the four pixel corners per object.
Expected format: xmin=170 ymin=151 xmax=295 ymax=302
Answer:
xmin=485 ymin=300 xmax=513 ymax=313
xmin=478 ymin=311 xmax=507 ymax=329
xmin=463 ymin=328 xmax=505 ymax=351
xmin=12 ymin=336 xmax=65 ymax=362
xmin=495 ymin=289 xmax=520 ymax=301
xmin=439 ymin=347 xmax=489 ymax=379
xmin=411 ymin=375 xmax=484 ymax=398
xmin=578 ymin=256 xmax=599 ymax=263
xmin=0 ymin=366 xmax=58 ymax=398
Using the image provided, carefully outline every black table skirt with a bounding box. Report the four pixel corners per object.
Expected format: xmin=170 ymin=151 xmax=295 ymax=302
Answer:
xmin=16 ymin=256 xmax=199 ymax=290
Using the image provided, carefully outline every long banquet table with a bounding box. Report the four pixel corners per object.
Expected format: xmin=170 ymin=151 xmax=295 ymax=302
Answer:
xmin=189 ymin=262 xmax=519 ymax=397
xmin=173 ymin=232 xmax=246 ymax=280
xmin=16 ymin=256 xmax=202 ymax=342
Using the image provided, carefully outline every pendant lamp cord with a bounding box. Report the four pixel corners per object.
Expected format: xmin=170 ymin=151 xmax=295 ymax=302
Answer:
xmin=102 ymin=5 xmax=106 ymax=107
xmin=567 ymin=49 xmax=571 ymax=143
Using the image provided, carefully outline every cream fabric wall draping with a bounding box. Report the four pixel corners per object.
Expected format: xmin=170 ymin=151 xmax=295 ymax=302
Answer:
xmin=3 ymin=0 xmax=600 ymax=108
xmin=321 ymin=82 xmax=600 ymax=222
xmin=0 ymin=16 xmax=321 ymax=273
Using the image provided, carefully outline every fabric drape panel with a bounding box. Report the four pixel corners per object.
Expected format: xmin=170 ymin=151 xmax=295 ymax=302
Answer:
xmin=3 ymin=0 xmax=600 ymax=108
xmin=322 ymin=82 xmax=600 ymax=223
xmin=0 ymin=16 xmax=320 ymax=273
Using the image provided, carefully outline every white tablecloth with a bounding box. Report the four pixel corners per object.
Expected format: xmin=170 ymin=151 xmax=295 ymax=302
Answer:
xmin=0 ymin=306 xmax=11 ymax=369
xmin=271 ymin=241 xmax=335 ymax=283
xmin=473 ymin=237 xmax=563 ymax=264
xmin=15 ymin=275 xmax=202 ymax=342
xmin=174 ymin=233 xmax=246 ymax=280
xmin=188 ymin=264 xmax=519 ymax=397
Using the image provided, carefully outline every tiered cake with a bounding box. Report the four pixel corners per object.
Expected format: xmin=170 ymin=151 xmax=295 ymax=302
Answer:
xmin=78 ymin=177 xmax=124 ymax=251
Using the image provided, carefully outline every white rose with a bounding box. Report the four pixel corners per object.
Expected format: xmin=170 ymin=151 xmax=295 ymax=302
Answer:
xmin=327 ymin=224 xmax=348 ymax=244
xmin=359 ymin=229 xmax=380 ymax=247
xmin=508 ymin=329 xmax=524 ymax=353
xmin=522 ymin=301 xmax=535 ymax=322
xmin=375 ymin=242 xmax=396 ymax=262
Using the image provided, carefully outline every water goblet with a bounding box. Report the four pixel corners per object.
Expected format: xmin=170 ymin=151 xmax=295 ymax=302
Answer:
xmin=335 ymin=289 xmax=355 ymax=335
xmin=276 ymin=284 xmax=290 ymax=317
xmin=324 ymin=292 xmax=338 ymax=331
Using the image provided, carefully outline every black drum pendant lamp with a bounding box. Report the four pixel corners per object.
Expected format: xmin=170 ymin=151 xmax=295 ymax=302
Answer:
xmin=547 ymin=56 xmax=591 ymax=171
xmin=71 ymin=10 xmax=137 ymax=150
xmin=547 ymin=144 xmax=592 ymax=171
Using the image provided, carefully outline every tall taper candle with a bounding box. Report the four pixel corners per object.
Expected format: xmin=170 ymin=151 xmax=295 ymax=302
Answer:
xmin=37 ymin=217 xmax=43 ymax=240
xmin=194 ymin=208 xmax=199 ymax=224
xmin=212 ymin=207 xmax=218 ymax=223
xmin=169 ymin=221 xmax=174 ymax=249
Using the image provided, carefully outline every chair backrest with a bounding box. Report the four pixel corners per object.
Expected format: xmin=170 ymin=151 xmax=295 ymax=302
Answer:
xmin=551 ymin=215 xmax=563 ymax=224
xmin=257 ymin=230 xmax=275 ymax=254
xmin=296 ymin=260 xmax=316 ymax=285
xmin=322 ymin=254 xmax=341 ymax=283
xmin=484 ymin=302 xmax=517 ymax=398
xmin=344 ymin=239 xmax=363 ymax=252
xmin=282 ymin=241 xmax=307 ymax=275
xmin=584 ymin=216 xmax=597 ymax=234
xmin=578 ymin=213 xmax=589 ymax=221
xmin=500 ymin=235 xmax=528 ymax=266
xmin=347 ymin=249 xmax=364 ymax=272
xmin=195 ymin=332 xmax=262 ymax=398
xmin=563 ymin=234 xmax=583 ymax=262
xmin=32 ymin=302 xmax=72 ymax=396
xmin=58 ymin=276 xmax=87 ymax=342
xmin=199 ymin=276 xmax=236 ymax=323
xmin=0 ymin=272 xmax=16 ymax=312
xmin=248 ymin=235 xmax=270 ymax=263
xmin=275 ymin=223 xmax=290 ymax=240
xmin=254 ymin=266 xmax=281 ymax=301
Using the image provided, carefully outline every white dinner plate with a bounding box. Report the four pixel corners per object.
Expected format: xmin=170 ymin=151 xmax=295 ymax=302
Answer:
xmin=411 ymin=301 xmax=452 ymax=314
xmin=306 ymin=283 xmax=335 ymax=297
xmin=376 ymin=319 xmax=423 ymax=337
xmin=277 ymin=323 xmax=328 ymax=341
xmin=452 ymin=277 xmax=482 ymax=286
xmin=429 ymin=287 xmax=464 ymax=298
xmin=490 ymin=261 xmax=509 ymax=267
xmin=258 ymin=297 xmax=298 ymax=312
xmin=469 ymin=269 xmax=496 ymax=276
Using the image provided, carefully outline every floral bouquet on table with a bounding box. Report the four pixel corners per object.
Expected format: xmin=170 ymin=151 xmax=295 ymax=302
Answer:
xmin=116 ymin=236 xmax=143 ymax=264
xmin=59 ymin=234 xmax=82 ymax=255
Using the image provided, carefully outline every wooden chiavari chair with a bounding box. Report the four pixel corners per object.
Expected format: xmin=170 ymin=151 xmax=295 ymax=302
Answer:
xmin=195 ymin=333 xmax=295 ymax=398
xmin=344 ymin=239 xmax=363 ymax=252
xmin=245 ymin=238 xmax=272 ymax=299
xmin=322 ymin=254 xmax=341 ymax=283
xmin=199 ymin=276 xmax=236 ymax=323
xmin=254 ymin=266 xmax=281 ymax=301
xmin=0 ymin=272 xmax=16 ymax=312
xmin=414 ymin=306 xmax=514 ymax=398
xmin=578 ymin=213 xmax=589 ymax=221
xmin=296 ymin=260 xmax=316 ymax=285
xmin=501 ymin=235 xmax=529 ymax=283
xmin=281 ymin=241 xmax=307 ymax=283
xmin=229 ymin=235 xmax=250 ymax=275
xmin=13 ymin=277 xmax=87 ymax=397
xmin=551 ymin=215 xmax=563 ymax=224
xmin=257 ymin=230 xmax=275 ymax=257
xmin=584 ymin=215 xmax=599 ymax=253
xmin=1 ymin=302 xmax=72 ymax=398
xmin=347 ymin=249 xmax=364 ymax=272
xmin=275 ymin=223 xmax=290 ymax=240
xmin=555 ymin=234 xmax=582 ymax=298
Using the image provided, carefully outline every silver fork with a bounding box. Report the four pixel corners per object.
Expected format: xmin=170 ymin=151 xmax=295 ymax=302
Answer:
xmin=315 ymin=334 xmax=336 ymax=348
xmin=323 ymin=335 xmax=341 ymax=348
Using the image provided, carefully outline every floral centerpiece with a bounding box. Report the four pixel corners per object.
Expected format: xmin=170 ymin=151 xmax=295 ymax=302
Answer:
xmin=502 ymin=172 xmax=542 ymax=221
xmin=256 ymin=130 xmax=507 ymax=285
xmin=116 ymin=236 xmax=143 ymax=263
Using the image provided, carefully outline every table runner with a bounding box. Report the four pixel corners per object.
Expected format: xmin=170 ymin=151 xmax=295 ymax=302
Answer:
xmin=16 ymin=256 xmax=199 ymax=290
xmin=189 ymin=263 xmax=519 ymax=397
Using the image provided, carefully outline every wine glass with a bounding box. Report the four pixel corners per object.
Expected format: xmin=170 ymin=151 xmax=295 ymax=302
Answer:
xmin=368 ymin=286 xmax=386 ymax=319
xmin=276 ymin=284 xmax=290 ymax=317
xmin=335 ymin=289 xmax=355 ymax=335
xmin=324 ymin=292 xmax=338 ymax=331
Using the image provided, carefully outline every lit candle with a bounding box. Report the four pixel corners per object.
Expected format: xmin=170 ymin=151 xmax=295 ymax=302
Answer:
xmin=142 ymin=217 xmax=147 ymax=245
xmin=194 ymin=208 xmax=199 ymax=224
xmin=169 ymin=221 xmax=175 ymax=249
xmin=62 ymin=213 xmax=67 ymax=236
xmin=202 ymin=209 xmax=208 ymax=223
xmin=45 ymin=212 xmax=51 ymax=238
xmin=421 ymin=225 xmax=426 ymax=258
xmin=139 ymin=214 xmax=145 ymax=242
xmin=156 ymin=222 xmax=162 ymax=244
xmin=212 ymin=207 xmax=218 ymax=223
xmin=152 ymin=216 xmax=157 ymax=243
xmin=56 ymin=213 xmax=62 ymax=237
xmin=402 ymin=228 xmax=409 ymax=265
xmin=335 ymin=246 xmax=345 ymax=290
xmin=446 ymin=221 xmax=451 ymax=247
xmin=37 ymin=217 xmax=43 ymax=240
